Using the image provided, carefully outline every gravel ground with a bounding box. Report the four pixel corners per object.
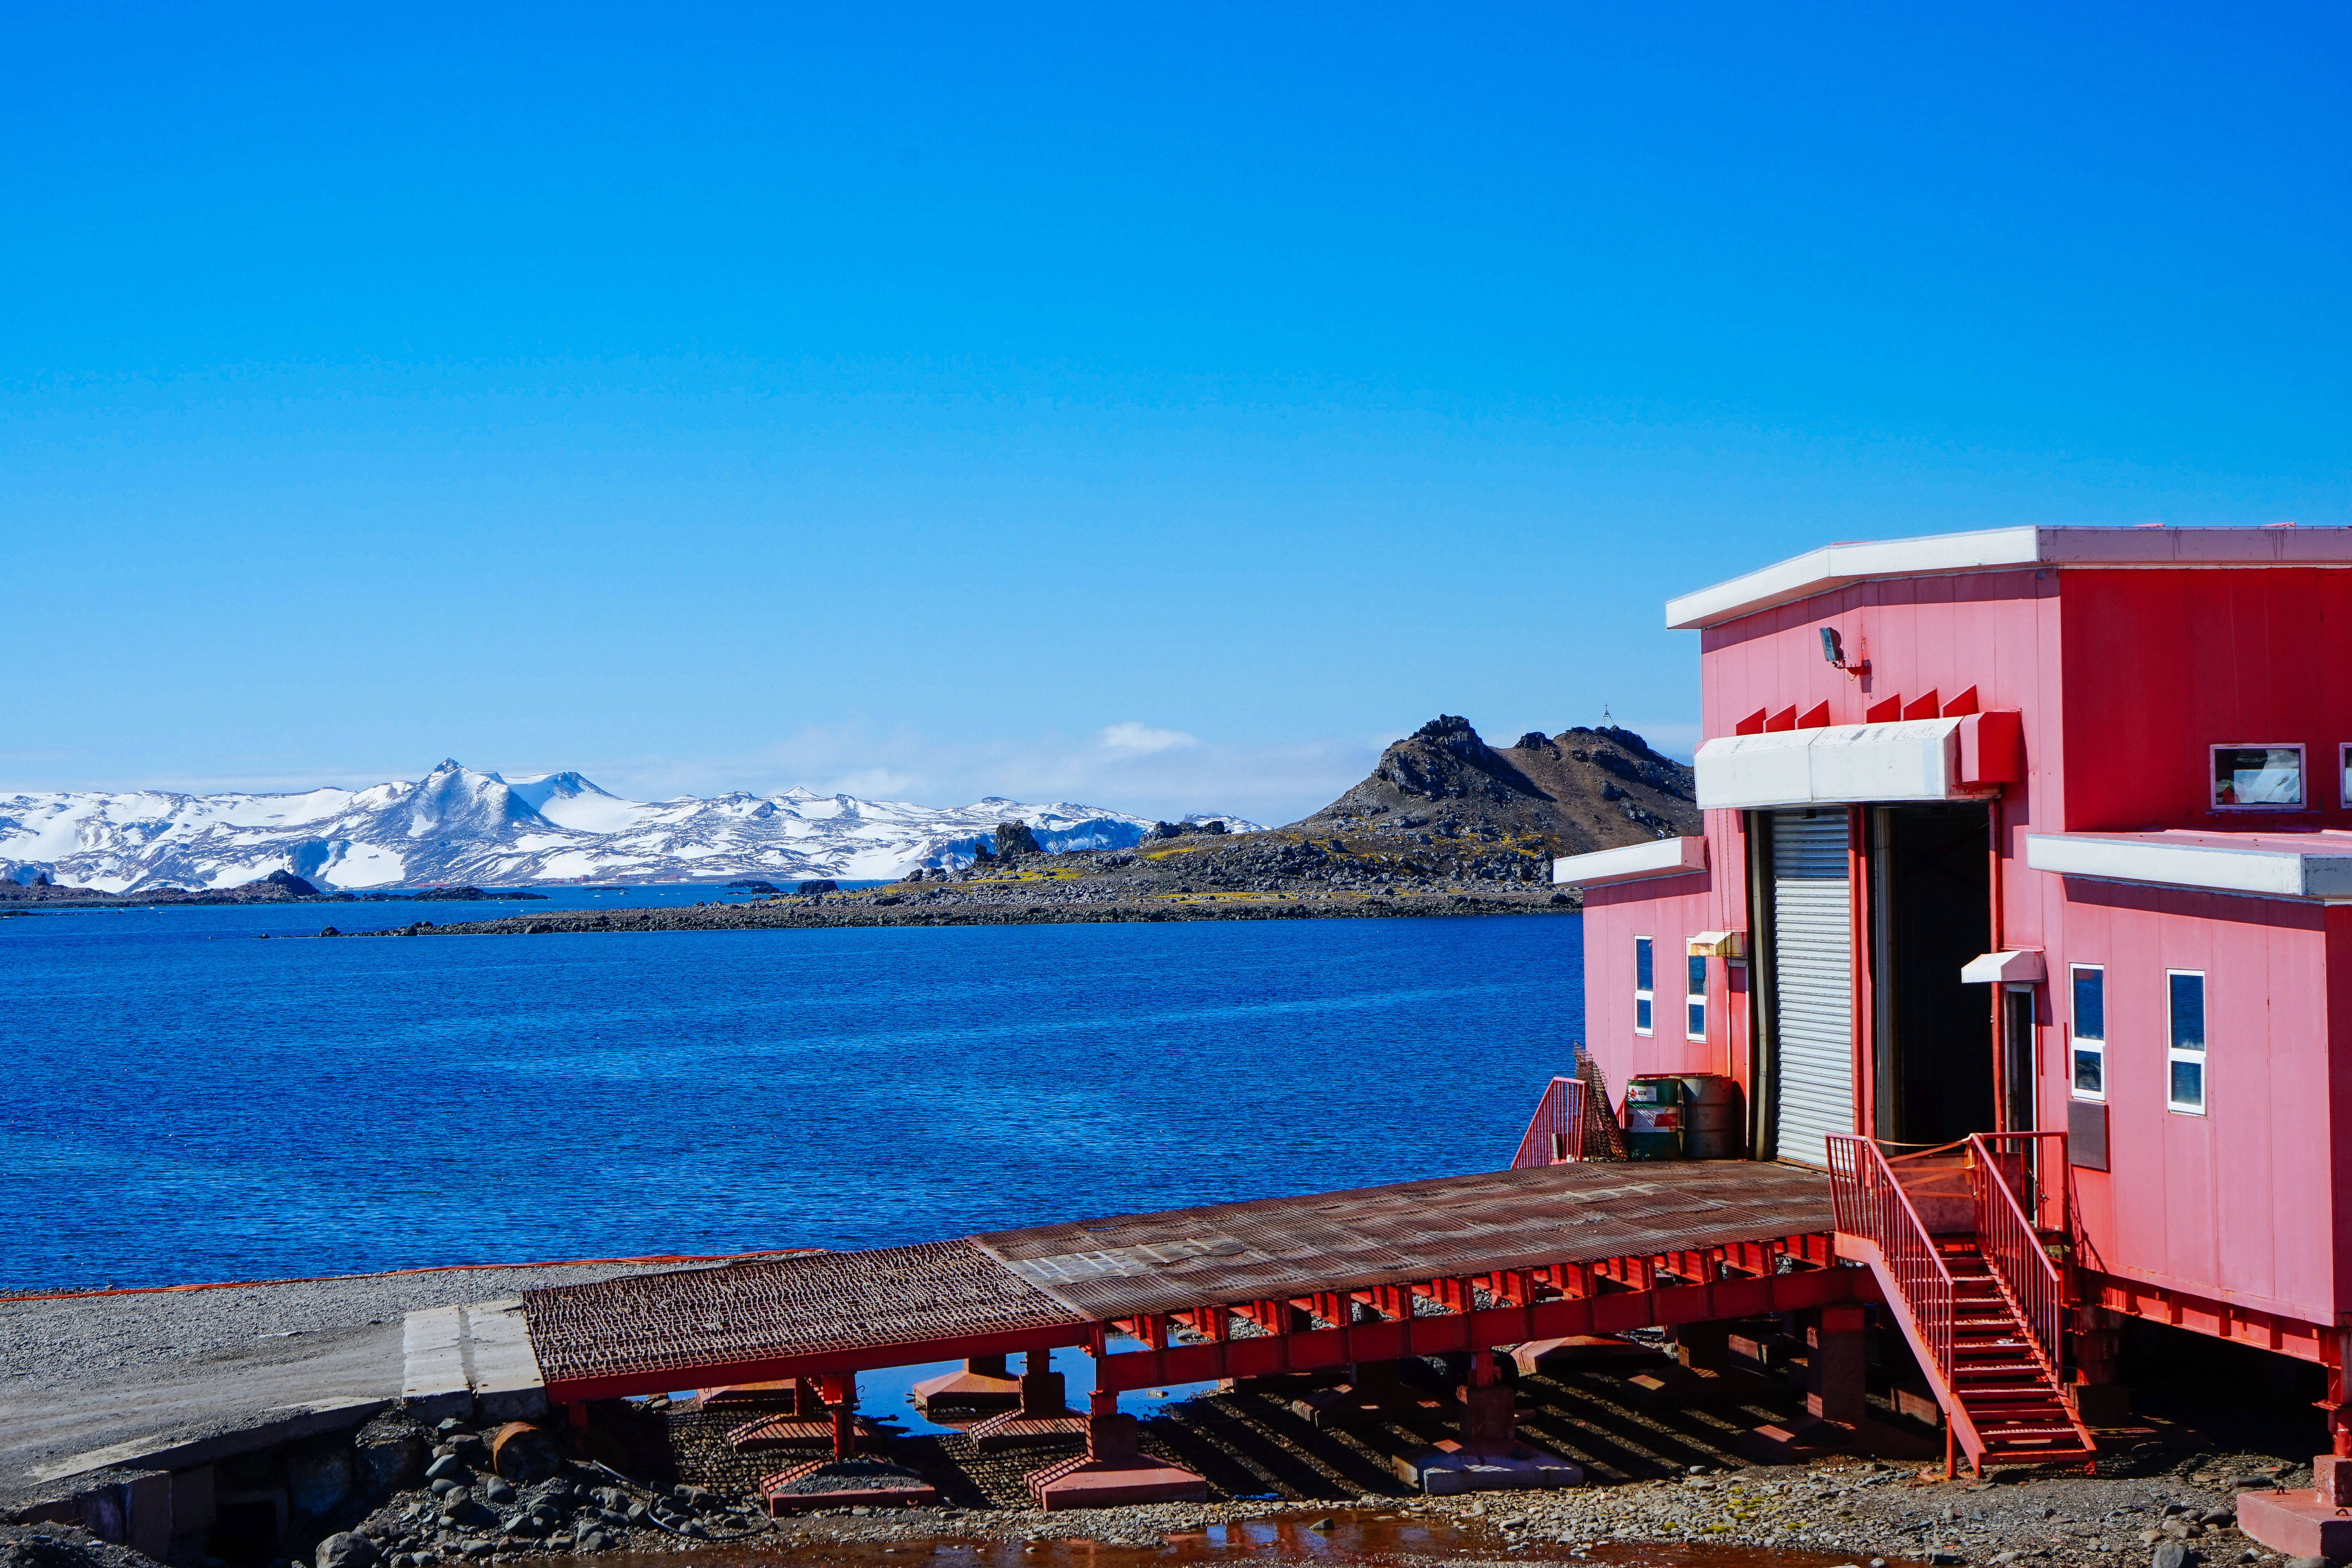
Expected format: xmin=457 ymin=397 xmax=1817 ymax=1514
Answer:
xmin=0 ymin=1261 xmax=789 ymax=1382
xmin=352 ymin=1465 xmax=2296 ymax=1566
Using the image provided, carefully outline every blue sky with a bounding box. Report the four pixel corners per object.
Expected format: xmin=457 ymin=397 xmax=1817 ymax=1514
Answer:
xmin=7 ymin=4 xmax=2346 ymax=822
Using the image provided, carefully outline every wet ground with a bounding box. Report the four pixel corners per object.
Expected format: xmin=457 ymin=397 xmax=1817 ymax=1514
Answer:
xmin=576 ymin=1512 xmax=1917 ymax=1568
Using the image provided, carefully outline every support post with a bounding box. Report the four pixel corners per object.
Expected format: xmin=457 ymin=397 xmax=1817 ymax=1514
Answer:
xmin=1459 ymin=1352 xmax=1517 ymax=1450
xmin=1020 ymin=1348 xmax=1067 ymax=1416
xmin=2067 ymin=1303 xmax=2131 ymax=1425
xmin=821 ymin=1373 xmax=857 ymax=1461
xmin=1806 ymin=1304 xmax=1867 ymax=1425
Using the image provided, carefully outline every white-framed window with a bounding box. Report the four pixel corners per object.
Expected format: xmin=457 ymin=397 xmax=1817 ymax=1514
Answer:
xmin=2340 ymin=742 xmax=2352 ymax=808
xmin=2167 ymin=969 xmax=2207 ymax=1114
xmin=2212 ymin=743 xmax=2304 ymax=808
xmin=1686 ymin=954 xmax=1708 ymax=1041
xmin=2070 ymin=963 xmax=2105 ymax=1101
xmin=1634 ymin=936 xmax=1654 ymax=1035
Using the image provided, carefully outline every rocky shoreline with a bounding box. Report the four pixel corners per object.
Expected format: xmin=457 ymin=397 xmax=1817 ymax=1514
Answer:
xmin=346 ymin=886 xmax=1572 ymax=939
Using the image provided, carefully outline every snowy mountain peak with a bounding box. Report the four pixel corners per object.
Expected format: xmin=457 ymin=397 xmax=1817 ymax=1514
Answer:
xmin=0 ymin=763 xmax=1266 ymax=894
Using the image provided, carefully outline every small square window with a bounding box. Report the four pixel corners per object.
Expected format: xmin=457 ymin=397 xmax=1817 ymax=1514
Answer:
xmin=2212 ymin=744 xmax=2304 ymax=809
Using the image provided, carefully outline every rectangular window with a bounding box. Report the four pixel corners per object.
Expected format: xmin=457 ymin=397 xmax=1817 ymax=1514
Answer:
xmin=2341 ymin=742 xmax=2352 ymax=809
xmin=1634 ymin=936 xmax=1653 ymax=1035
xmin=2212 ymin=743 xmax=2304 ymax=808
xmin=1686 ymin=954 xmax=1708 ymax=1040
xmin=2070 ymin=964 xmax=2105 ymax=1101
xmin=2167 ymin=969 xmax=2206 ymax=1114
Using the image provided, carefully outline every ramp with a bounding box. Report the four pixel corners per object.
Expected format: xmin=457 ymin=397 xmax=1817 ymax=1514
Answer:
xmin=522 ymin=1161 xmax=1841 ymax=1402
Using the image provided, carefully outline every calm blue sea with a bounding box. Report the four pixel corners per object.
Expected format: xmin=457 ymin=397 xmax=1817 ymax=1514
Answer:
xmin=1 ymin=891 xmax=1582 ymax=1291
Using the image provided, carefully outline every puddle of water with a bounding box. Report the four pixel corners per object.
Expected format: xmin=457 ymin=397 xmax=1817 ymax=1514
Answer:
xmin=663 ymin=1342 xmax=1221 ymax=1438
xmin=582 ymin=1509 xmax=1921 ymax=1568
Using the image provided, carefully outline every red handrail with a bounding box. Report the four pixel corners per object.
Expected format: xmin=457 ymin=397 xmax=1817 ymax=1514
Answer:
xmin=1511 ymin=1076 xmax=1588 ymax=1167
xmin=1967 ymin=1131 xmax=2070 ymax=1385
xmin=1826 ymin=1135 xmax=1956 ymax=1387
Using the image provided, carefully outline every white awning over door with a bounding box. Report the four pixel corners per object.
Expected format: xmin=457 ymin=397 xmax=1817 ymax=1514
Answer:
xmin=1697 ymin=717 xmax=1974 ymax=810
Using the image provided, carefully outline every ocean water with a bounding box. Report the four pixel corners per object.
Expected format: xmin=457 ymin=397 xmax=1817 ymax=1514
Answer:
xmin=1 ymin=893 xmax=1582 ymax=1291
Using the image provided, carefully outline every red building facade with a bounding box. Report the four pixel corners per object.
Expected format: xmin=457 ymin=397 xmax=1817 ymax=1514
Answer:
xmin=1558 ymin=526 xmax=2352 ymax=1481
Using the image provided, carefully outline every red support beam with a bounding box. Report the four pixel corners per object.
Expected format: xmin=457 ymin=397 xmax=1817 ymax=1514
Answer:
xmin=1091 ymin=1258 xmax=1877 ymax=1393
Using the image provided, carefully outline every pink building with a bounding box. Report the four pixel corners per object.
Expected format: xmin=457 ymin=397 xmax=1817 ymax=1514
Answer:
xmin=1555 ymin=526 xmax=2352 ymax=1522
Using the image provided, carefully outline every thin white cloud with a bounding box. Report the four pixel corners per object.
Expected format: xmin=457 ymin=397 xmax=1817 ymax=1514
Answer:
xmin=1098 ymin=722 xmax=1198 ymax=756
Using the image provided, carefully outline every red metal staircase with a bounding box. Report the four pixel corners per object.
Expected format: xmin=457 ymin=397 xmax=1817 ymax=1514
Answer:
xmin=1827 ymin=1132 xmax=2097 ymax=1475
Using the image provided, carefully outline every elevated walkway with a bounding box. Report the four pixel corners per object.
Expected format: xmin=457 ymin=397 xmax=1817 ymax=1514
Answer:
xmin=518 ymin=1160 xmax=1864 ymax=1504
xmin=520 ymin=1160 xmax=1842 ymax=1400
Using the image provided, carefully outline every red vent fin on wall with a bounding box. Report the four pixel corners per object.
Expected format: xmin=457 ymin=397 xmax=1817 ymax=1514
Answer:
xmin=1764 ymin=706 xmax=1799 ymax=733
xmin=1798 ymin=702 xmax=1832 ymax=729
xmin=1866 ymin=695 xmax=1903 ymax=724
xmin=1901 ymin=690 xmax=1942 ymax=721
xmin=1941 ymin=685 xmax=1979 ymax=717
xmin=1735 ymin=708 xmax=1768 ymax=736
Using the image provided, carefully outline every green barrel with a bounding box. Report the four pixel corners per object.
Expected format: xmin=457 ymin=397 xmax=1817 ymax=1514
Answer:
xmin=1622 ymin=1073 xmax=1685 ymax=1160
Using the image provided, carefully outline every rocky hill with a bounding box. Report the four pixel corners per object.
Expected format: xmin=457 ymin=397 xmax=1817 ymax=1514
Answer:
xmin=780 ymin=714 xmax=1701 ymax=913
xmin=1298 ymin=715 xmax=1698 ymax=856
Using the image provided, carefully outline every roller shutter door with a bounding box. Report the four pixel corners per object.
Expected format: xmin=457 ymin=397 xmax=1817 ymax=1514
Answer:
xmin=1771 ymin=810 xmax=1855 ymax=1168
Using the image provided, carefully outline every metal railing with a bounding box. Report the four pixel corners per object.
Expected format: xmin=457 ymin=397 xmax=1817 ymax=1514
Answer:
xmin=1511 ymin=1076 xmax=1588 ymax=1168
xmin=1967 ymin=1131 xmax=2070 ymax=1384
xmin=1826 ymin=1134 xmax=1956 ymax=1385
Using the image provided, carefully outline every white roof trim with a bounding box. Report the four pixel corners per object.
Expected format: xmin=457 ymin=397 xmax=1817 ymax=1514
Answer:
xmin=1554 ymin=835 xmax=1706 ymax=888
xmin=1695 ymin=717 xmax=1975 ymax=810
xmin=1665 ymin=525 xmax=2352 ymax=630
xmin=2025 ymin=833 xmax=2352 ymax=902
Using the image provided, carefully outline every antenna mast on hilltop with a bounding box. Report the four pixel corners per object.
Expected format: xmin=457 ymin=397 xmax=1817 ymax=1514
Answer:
xmin=1601 ymin=704 xmax=1613 ymax=724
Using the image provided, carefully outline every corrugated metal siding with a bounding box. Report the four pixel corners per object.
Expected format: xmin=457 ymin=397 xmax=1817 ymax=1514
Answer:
xmin=1771 ymin=810 xmax=1853 ymax=1168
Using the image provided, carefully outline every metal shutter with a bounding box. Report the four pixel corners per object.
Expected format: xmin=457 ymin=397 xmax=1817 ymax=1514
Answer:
xmin=1771 ymin=810 xmax=1854 ymax=1168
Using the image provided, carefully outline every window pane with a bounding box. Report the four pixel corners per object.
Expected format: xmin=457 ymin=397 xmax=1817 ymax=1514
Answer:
xmin=2073 ymin=1045 xmax=2103 ymax=1094
xmin=2170 ymin=972 xmax=2206 ymax=1052
xmin=2073 ymin=969 xmax=2104 ymax=1042
xmin=1635 ymin=937 xmax=1653 ymax=991
xmin=2171 ymin=1057 xmax=2204 ymax=1109
xmin=1688 ymin=955 xmax=1707 ymax=998
xmin=1689 ymin=1003 xmax=1706 ymax=1036
xmin=2214 ymin=746 xmax=2303 ymax=806
xmin=1637 ymin=998 xmax=1652 ymax=1031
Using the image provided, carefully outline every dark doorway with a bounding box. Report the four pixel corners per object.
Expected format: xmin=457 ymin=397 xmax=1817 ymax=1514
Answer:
xmin=1869 ymin=803 xmax=1994 ymax=1148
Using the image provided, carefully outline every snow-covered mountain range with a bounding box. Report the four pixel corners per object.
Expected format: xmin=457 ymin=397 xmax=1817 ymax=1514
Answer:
xmin=0 ymin=760 xmax=1262 ymax=893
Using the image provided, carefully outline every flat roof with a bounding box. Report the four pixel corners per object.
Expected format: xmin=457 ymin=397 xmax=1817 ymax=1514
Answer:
xmin=2025 ymin=829 xmax=2352 ymax=903
xmin=1666 ymin=525 xmax=2352 ymax=631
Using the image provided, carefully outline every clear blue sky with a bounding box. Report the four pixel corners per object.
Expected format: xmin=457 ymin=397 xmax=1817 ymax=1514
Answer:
xmin=7 ymin=5 xmax=2346 ymax=823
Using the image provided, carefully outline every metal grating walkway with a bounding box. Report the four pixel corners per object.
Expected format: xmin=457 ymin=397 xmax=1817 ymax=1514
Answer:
xmin=521 ymin=1161 xmax=1834 ymax=1400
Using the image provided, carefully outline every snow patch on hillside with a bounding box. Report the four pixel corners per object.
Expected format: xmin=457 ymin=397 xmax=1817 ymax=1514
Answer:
xmin=0 ymin=761 xmax=1266 ymax=893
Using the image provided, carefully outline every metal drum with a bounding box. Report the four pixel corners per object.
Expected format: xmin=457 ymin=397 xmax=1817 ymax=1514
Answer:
xmin=1677 ymin=1073 xmax=1747 ymax=1160
xmin=1622 ymin=1074 xmax=1684 ymax=1160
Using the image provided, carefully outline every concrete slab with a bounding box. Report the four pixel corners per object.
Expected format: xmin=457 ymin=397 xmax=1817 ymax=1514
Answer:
xmin=1028 ymin=1457 xmax=1209 ymax=1510
xmin=460 ymin=1300 xmax=546 ymax=1421
xmin=400 ymin=1307 xmax=469 ymax=1421
xmin=2238 ymin=1489 xmax=2352 ymax=1559
xmin=0 ymin=1257 xmax=716 ymax=1512
xmin=1393 ymin=1443 xmax=1584 ymax=1495
xmin=27 ymin=1398 xmax=392 ymax=1484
